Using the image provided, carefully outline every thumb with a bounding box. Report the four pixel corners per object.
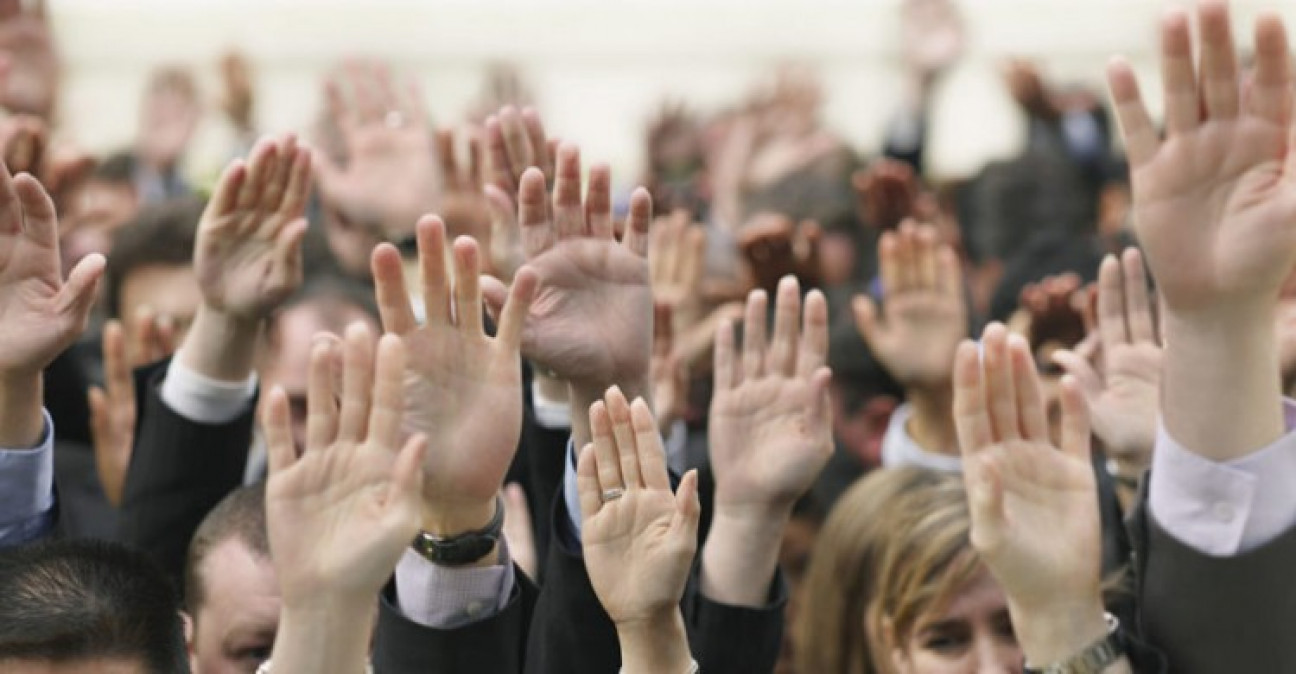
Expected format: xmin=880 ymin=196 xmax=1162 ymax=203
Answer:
xmin=672 ymin=469 xmax=702 ymax=545
xmin=1050 ymin=349 xmax=1102 ymax=399
xmin=58 ymin=253 xmax=105 ymax=327
xmin=480 ymin=273 xmax=510 ymax=325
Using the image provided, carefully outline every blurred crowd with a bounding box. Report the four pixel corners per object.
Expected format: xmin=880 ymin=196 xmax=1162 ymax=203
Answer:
xmin=0 ymin=0 xmax=1293 ymax=672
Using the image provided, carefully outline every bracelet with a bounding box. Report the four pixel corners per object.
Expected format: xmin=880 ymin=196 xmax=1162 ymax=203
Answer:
xmin=1023 ymin=613 xmax=1124 ymax=674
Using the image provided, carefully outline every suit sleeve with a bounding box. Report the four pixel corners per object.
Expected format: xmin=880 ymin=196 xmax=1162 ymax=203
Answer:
xmin=372 ymin=564 xmax=538 ymax=674
xmin=117 ymin=358 xmax=256 ymax=591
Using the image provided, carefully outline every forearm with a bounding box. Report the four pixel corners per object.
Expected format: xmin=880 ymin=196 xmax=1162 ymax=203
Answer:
xmin=1162 ymin=308 xmax=1284 ymax=461
xmin=700 ymin=508 xmax=787 ymax=607
xmin=272 ymin=600 xmax=375 ymax=674
xmin=178 ymin=304 xmax=262 ymax=382
xmin=905 ymin=384 xmax=957 ymax=455
xmin=616 ymin=610 xmax=694 ymax=674
xmin=0 ymin=373 xmax=44 ymax=448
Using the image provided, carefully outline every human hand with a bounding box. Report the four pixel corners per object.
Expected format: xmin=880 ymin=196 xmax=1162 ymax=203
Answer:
xmin=195 ymin=134 xmax=311 ymax=322
xmin=579 ymin=387 xmax=700 ymax=624
xmin=1053 ymin=250 xmax=1160 ymax=469
xmin=901 ymin=0 xmax=965 ymax=83
xmin=88 ymin=313 xmax=177 ymax=507
xmin=1106 ymin=1 xmax=1293 ymax=460
xmin=954 ymin=323 xmax=1108 ymax=664
xmin=315 ymin=61 xmax=439 ymax=242
xmin=435 ymin=126 xmax=490 ymax=243
xmin=853 ymin=220 xmax=965 ymax=391
xmin=852 ymin=159 xmax=921 ymax=232
xmin=482 ymin=106 xmax=554 ymax=282
xmin=486 ymin=144 xmax=655 ymax=392
xmin=1107 ymin=3 xmax=1296 ymax=319
xmin=0 ymin=0 xmax=58 ymax=120
xmin=370 ymin=217 xmax=538 ymax=536
xmin=737 ymin=213 xmax=822 ymax=295
xmin=1014 ymin=273 xmax=1086 ymax=353
xmin=0 ymin=161 xmax=103 ymax=381
xmin=650 ymin=210 xmax=707 ymax=331
xmin=264 ymin=324 xmax=426 ymax=609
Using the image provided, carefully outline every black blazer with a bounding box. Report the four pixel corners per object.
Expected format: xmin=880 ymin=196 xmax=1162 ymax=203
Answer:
xmin=116 ymin=359 xmax=257 ymax=591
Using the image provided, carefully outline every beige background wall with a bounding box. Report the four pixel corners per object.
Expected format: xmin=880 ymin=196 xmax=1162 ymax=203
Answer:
xmin=50 ymin=0 xmax=1296 ymax=186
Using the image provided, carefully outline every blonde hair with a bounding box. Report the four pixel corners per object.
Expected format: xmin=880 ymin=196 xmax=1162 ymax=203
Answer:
xmin=794 ymin=468 xmax=980 ymax=674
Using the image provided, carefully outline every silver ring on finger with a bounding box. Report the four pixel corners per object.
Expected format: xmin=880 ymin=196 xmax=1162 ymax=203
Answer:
xmin=601 ymin=488 xmax=625 ymax=503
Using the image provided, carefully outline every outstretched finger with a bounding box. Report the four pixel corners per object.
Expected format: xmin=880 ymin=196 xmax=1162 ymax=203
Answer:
xmin=631 ymin=398 xmax=669 ymax=491
xmin=589 ymin=399 xmax=625 ymax=494
xmin=1248 ymin=13 xmax=1293 ymax=126
xmin=606 ymin=389 xmax=642 ymax=490
xmin=1008 ymin=334 xmax=1048 ymax=442
xmin=741 ymin=289 xmax=768 ymax=381
xmin=1159 ymin=10 xmax=1200 ymax=135
xmin=981 ymin=324 xmax=1020 ymax=442
xmin=1197 ymin=0 xmax=1240 ymax=120
xmin=713 ymin=317 xmax=739 ymax=390
xmin=953 ymin=340 xmax=993 ymax=454
xmin=585 ymin=163 xmax=614 ymax=239
xmin=209 ymin=159 xmax=247 ymax=217
xmin=670 ymin=469 xmax=701 ymax=543
xmin=1096 ymin=255 xmax=1127 ymax=350
xmin=367 ymin=334 xmax=408 ymax=451
xmin=1121 ymin=249 xmax=1155 ymax=343
xmin=551 ymin=143 xmax=584 ymax=239
xmin=452 ymin=237 xmax=485 ymax=335
xmin=494 ymin=266 xmax=539 ymax=352
xmin=336 ymin=323 xmax=376 ymax=443
xmin=371 ymin=243 xmax=418 ymax=336
xmin=621 ymin=188 xmax=654 ymax=257
xmin=306 ymin=336 xmax=340 ymax=452
xmin=518 ymin=168 xmax=554 ymax=258
xmin=263 ymin=387 xmax=297 ymax=476
xmin=576 ymin=443 xmax=603 ymax=521
xmin=417 ymin=216 xmax=452 ymax=326
xmin=1106 ymin=59 xmax=1159 ymax=167
xmin=768 ymin=276 xmax=801 ymax=377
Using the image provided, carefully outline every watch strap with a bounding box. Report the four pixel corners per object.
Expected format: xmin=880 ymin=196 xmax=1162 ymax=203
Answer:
xmin=410 ymin=495 xmax=504 ymax=567
xmin=1023 ymin=612 xmax=1125 ymax=674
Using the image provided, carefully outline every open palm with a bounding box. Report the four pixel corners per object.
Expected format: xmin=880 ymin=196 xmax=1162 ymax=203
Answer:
xmin=709 ymin=277 xmax=833 ymax=512
xmin=1109 ymin=5 xmax=1296 ymax=313
xmin=264 ymin=326 xmax=425 ymax=605
xmin=954 ymin=325 xmax=1099 ymax=612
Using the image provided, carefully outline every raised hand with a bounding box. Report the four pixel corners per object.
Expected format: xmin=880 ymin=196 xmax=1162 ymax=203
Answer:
xmin=88 ymin=313 xmax=177 ymax=507
xmin=650 ymin=210 xmax=707 ymax=330
xmin=1053 ymin=250 xmax=1160 ymax=470
xmin=1106 ymin=1 xmax=1294 ymax=459
xmin=434 ymin=126 xmax=490 ymax=243
xmin=578 ymin=387 xmax=698 ymax=674
xmin=315 ymin=61 xmax=439 ymax=242
xmin=263 ymin=324 xmax=425 ymax=672
xmin=703 ymin=275 xmax=832 ymax=605
xmin=195 ymin=134 xmax=311 ymax=322
xmin=483 ymin=106 xmax=555 ymax=284
xmin=852 ymin=159 xmax=921 ymax=232
xmin=737 ymin=213 xmax=822 ymax=295
xmin=370 ymin=217 xmax=537 ymax=536
xmin=491 ymin=143 xmax=655 ymax=393
xmin=649 ymin=302 xmax=689 ymax=435
xmin=853 ymin=220 xmax=966 ymax=389
xmin=953 ymin=324 xmax=1111 ymax=666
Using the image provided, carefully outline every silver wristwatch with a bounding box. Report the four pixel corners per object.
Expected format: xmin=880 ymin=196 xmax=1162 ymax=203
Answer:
xmin=1022 ymin=613 xmax=1124 ymax=674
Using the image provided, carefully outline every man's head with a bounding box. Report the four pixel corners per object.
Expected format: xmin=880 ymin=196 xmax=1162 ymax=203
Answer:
xmin=0 ymin=539 xmax=188 ymax=674
xmin=104 ymin=196 xmax=205 ymax=347
xmin=60 ymin=153 xmax=141 ymax=269
xmin=183 ymin=485 xmax=278 ymax=674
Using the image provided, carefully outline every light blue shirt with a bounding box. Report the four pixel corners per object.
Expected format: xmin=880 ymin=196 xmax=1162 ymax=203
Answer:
xmin=0 ymin=410 xmax=57 ymax=546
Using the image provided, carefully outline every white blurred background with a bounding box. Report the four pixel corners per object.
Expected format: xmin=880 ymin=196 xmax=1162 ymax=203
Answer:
xmin=50 ymin=0 xmax=1296 ymax=185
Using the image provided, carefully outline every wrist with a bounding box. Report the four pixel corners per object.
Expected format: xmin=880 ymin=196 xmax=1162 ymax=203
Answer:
xmin=273 ymin=598 xmax=375 ymax=672
xmin=178 ymin=304 xmax=263 ymax=382
xmin=1009 ymin=596 xmax=1108 ymax=666
xmin=701 ymin=504 xmax=788 ymax=607
xmin=615 ymin=609 xmax=693 ymax=674
xmin=418 ymin=497 xmax=501 ymax=569
xmin=905 ymin=385 xmax=957 ymax=455
xmin=0 ymin=373 xmax=44 ymax=448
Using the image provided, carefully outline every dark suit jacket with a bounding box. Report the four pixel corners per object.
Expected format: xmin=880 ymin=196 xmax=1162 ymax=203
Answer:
xmin=116 ymin=359 xmax=256 ymax=591
xmin=1128 ymin=479 xmax=1296 ymax=673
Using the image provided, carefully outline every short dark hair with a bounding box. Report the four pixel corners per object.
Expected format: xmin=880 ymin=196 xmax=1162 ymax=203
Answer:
xmin=104 ymin=196 xmax=205 ymax=319
xmin=184 ymin=483 xmax=269 ymax=615
xmin=0 ymin=538 xmax=189 ymax=673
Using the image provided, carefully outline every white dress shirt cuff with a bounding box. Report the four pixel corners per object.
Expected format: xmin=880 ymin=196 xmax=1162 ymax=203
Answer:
xmin=880 ymin=403 xmax=963 ymax=474
xmin=393 ymin=538 xmax=515 ymax=629
xmin=531 ymin=380 xmax=571 ymax=430
xmin=0 ymin=410 xmax=56 ymax=544
xmin=1149 ymin=400 xmax=1296 ymax=556
xmin=160 ymin=359 xmax=257 ymax=425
